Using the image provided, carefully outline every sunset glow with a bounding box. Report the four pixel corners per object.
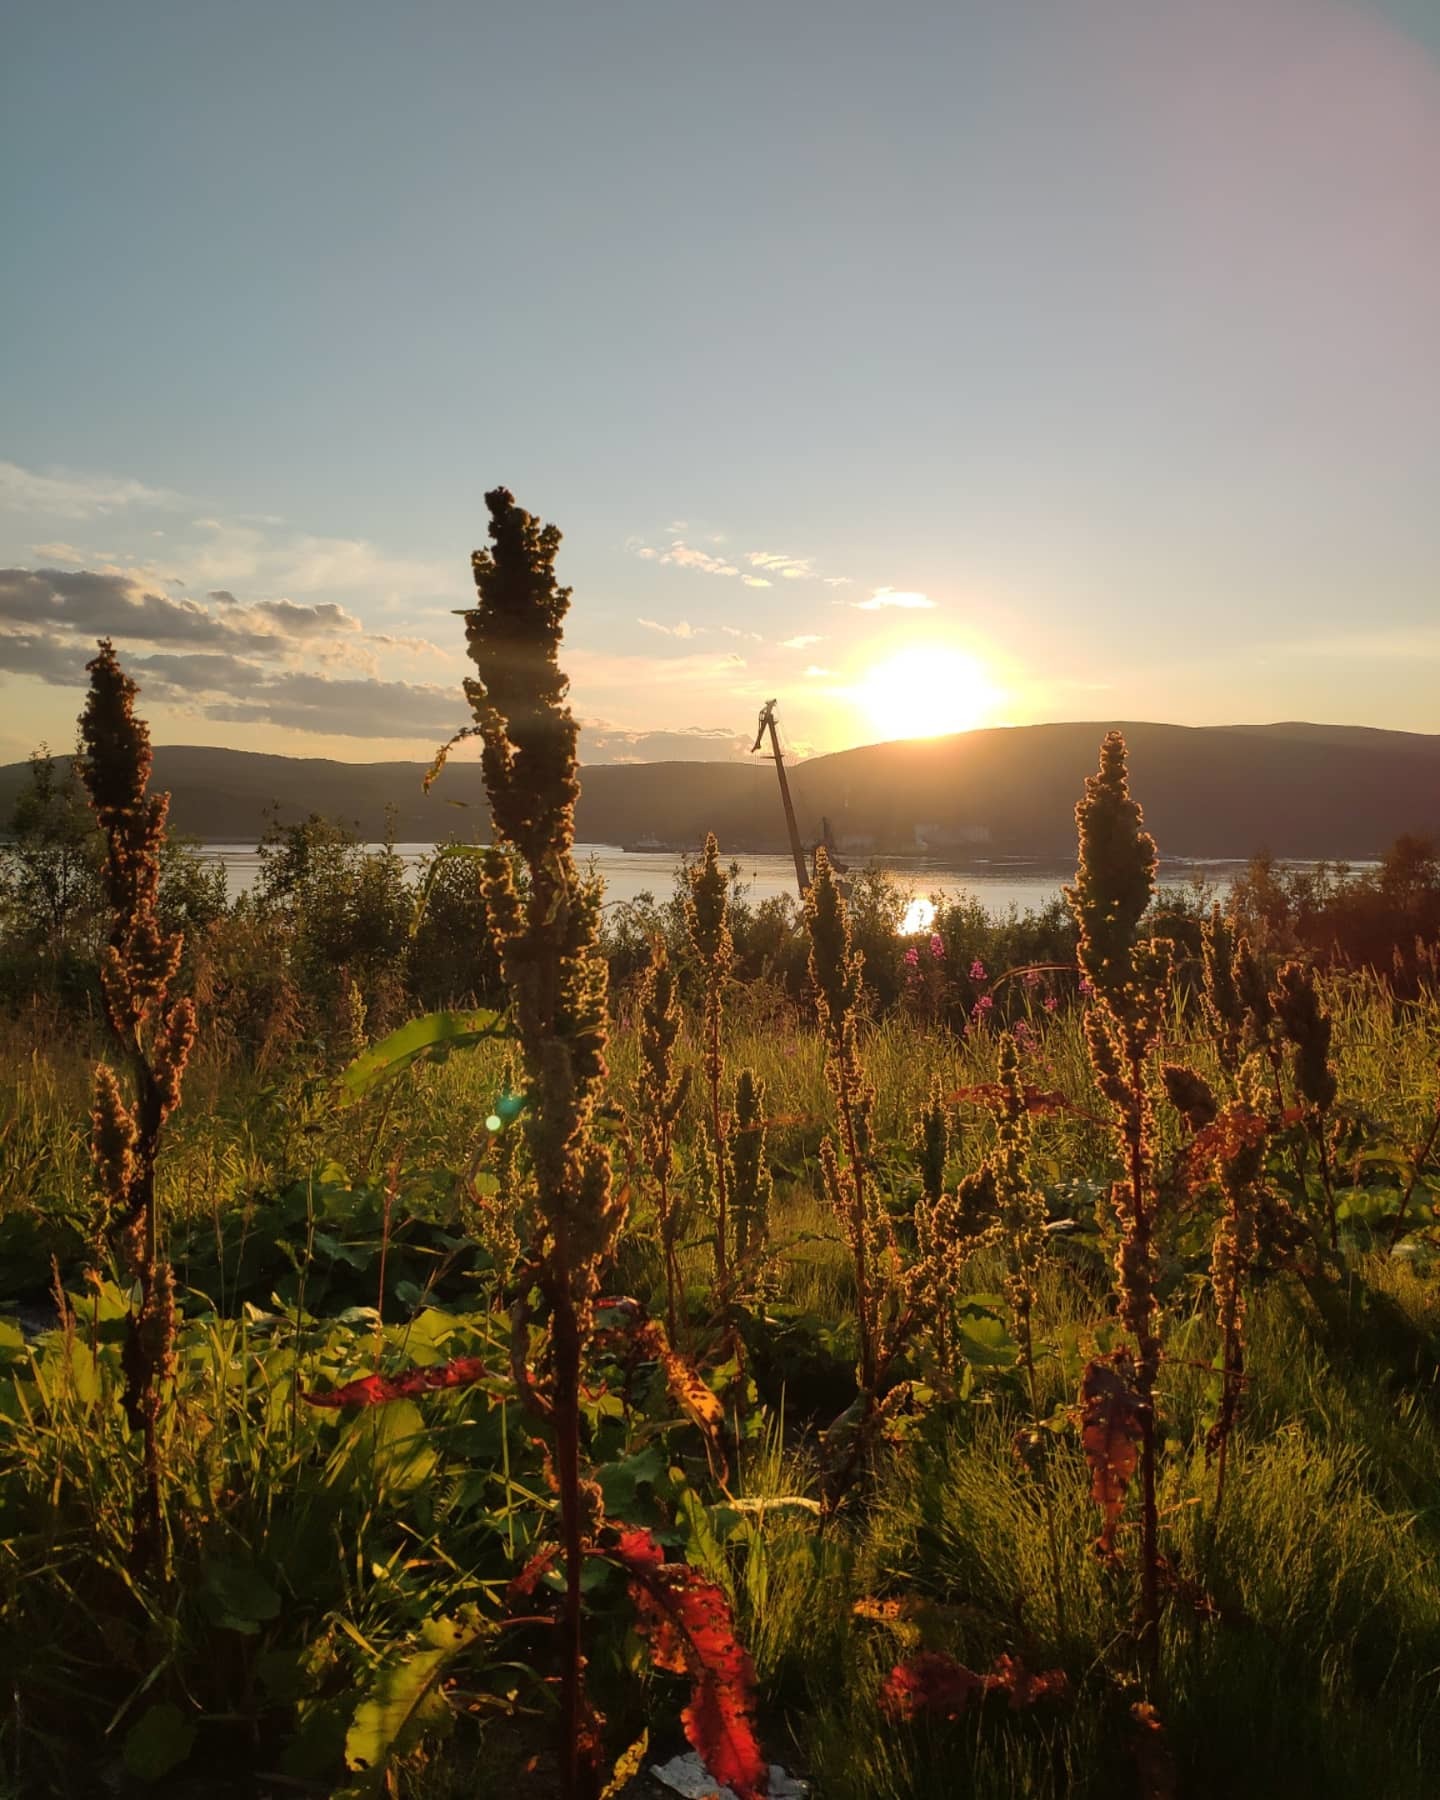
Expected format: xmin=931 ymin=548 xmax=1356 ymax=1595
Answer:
xmin=856 ymin=645 xmax=1001 ymax=744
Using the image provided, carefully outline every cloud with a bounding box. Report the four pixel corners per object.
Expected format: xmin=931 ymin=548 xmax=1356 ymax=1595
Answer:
xmin=746 ymin=550 xmax=816 ymax=581
xmin=854 ymin=588 xmax=936 ymax=611
xmin=629 ymin=537 xmax=742 ymax=577
xmin=802 ymin=665 xmax=836 ymax=677
xmin=253 ymin=597 xmax=364 ymax=638
xmin=823 ymin=577 xmax=852 ymax=587
xmin=667 ymin=542 xmax=738 ymax=576
xmin=0 ymin=461 xmax=181 ymax=520
xmin=0 ymin=630 xmax=90 ymax=686
xmin=781 ymin=634 xmax=824 ymax=649
xmin=742 ymin=575 xmax=771 ymax=588
xmin=637 ymin=617 xmax=705 ymax=639
xmin=578 ymin=723 xmax=751 ymax=764
xmin=0 ymin=566 xmax=373 ymax=656
xmin=183 ymin=517 xmax=452 ymax=600
xmin=199 ymin=670 xmax=462 ymax=738
xmin=718 ymin=626 xmax=762 ymax=641
xmin=0 ymin=567 xmax=278 ymax=653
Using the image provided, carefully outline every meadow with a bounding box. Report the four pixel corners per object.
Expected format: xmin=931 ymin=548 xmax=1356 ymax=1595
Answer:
xmin=2 ymin=490 xmax=1439 ymax=1800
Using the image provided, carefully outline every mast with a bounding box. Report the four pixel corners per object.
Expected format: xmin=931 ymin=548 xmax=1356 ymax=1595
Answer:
xmin=751 ymin=698 xmax=810 ymax=901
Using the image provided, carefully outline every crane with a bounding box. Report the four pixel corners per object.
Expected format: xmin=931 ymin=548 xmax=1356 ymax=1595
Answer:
xmin=751 ymin=698 xmax=811 ymax=902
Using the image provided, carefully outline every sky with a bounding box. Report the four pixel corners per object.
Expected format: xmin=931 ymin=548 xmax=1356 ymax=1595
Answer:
xmin=2 ymin=0 xmax=1438 ymax=767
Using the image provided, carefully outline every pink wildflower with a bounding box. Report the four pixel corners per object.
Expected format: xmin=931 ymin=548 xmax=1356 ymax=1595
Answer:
xmin=971 ymin=994 xmax=994 ymax=1022
xmin=929 ymin=933 xmax=945 ymax=961
xmin=969 ymin=959 xmax=987 ymax=982
xmin=1022 ymin=968 xmax=1041 ymax=989
xmin=1043 ymin=995 xmax=1058 ymax=1013
xmin=1078 ymin=976 xmax=1093 ymax=996
xmin=903 ymin=946 xmax=920 ymax=968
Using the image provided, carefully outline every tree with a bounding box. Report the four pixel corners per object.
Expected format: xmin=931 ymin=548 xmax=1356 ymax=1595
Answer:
xmin=0 ymin=746 xmax=103 ymax=955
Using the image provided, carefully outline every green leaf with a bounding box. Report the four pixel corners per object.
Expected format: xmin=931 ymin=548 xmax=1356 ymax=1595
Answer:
xmin=596 ymin=1444 xmax=667 ymax=1515
xmin=340 ymin=1009 xmax=508 ymax=1099
xmin=123 ymin=1702 xmax=196 ymax=1783
xmin=954 ymin=1314 xmax=1019 ymax=1368
xmin=342 ymin=1616 xmax=478 ymax=1792
xmin=201 ymin=1559 xmax=282 ymax=1633
xmin=340 ymin=1399 xmax=439 ymax=1501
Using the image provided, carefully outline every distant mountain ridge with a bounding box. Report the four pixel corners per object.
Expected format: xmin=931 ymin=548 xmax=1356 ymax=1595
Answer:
xmin=2 ymin=721 xmax=1437 ymax=861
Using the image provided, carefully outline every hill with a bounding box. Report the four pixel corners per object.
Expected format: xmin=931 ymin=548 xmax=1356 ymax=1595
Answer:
xmin=1 ymin=721 xmax=1437 ymax=860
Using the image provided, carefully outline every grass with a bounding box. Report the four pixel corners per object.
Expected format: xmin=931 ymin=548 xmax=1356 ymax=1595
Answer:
xmin=2 ymin=972 xmax=1440 ymax=1795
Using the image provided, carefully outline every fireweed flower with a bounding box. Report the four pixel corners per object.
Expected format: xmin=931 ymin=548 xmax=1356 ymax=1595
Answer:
xmin=1078 ymin=976 xmax=1094 ymax=996
xmin=970 ymin=959 xmax=988 ymax=982
xmin=929 ymin=933 xmax=945 ymax=960
xmin=1044 ymin=995 xmax=1059 ymax=1013
xmin=1023 ymin=968 xmax=1041 ymax=989
xmin=972 ymin=994 xmax=995 ymax=1023
xmin=904 ymin=946 xmax=920 ymax=967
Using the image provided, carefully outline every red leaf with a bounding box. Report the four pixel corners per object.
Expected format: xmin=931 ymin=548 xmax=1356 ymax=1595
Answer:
xmin=608 ymin=1526 xmax=767 ymax=1800
xmin=880 ymin=1650 xmax=983 ymax=1721
xmin=987 ymin=1653 xmax=1071 ymax=1709
xmin=301 ymin=1354 xmax=494 ymax=1409
xmin=1080 ymin=1353 xmax=1145 ymax=1559
xmin=507 ymin=1542 xmax=561 ymax=1602
xmin=881 ymin=1651 xmax=1070 ymax=1722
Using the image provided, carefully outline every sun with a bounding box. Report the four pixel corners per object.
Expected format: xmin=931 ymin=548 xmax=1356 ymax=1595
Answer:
xmin=856 ymin=644 xmax=1000 ymax=743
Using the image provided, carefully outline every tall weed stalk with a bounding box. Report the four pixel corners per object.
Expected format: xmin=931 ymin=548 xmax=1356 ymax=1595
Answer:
xmin=451 ymin=488 xmax=623 ymax=1798
xmin=78 ymin=639 xmax=196 ymax=1570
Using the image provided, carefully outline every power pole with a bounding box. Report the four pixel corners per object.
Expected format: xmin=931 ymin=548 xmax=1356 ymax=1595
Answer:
xmin=751 ymin=699 xmax=810 ymax=902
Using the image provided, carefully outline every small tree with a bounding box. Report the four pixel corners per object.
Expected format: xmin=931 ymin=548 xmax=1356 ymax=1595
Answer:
xmin=0 ymin=745 xmax=103 ymax=957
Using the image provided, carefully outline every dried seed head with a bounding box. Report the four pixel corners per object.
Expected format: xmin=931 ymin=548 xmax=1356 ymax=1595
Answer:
xmin=916 ymin=1076 xmax=948 ymax=1208
xmin=90 ymin=1062 xmax=137 ymax=1215
xmin=1273 ymin=960 xmax=1338 ymax=1114
xmin=1065 ymin=731 xmax=1157 ymax=1007
xmin=460 ymin=489 xmax=618 ymax=1322
xmin=1162 ymin=1063 xmax=1218 ymax=1133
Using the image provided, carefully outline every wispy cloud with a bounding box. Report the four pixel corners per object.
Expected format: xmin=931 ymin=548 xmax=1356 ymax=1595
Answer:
xmin=0 ymin=461 xmax=181 ymax=520
xmin=637 ymin=616 xmax=705 ymax=638
xmin=781 ymin=634 xmax=824 ymax=649
xmin=854 ymin=587 xmax=936 ymax=611
xmin=746 ymin=550 xmax=814 ymax=581
xmin=632 ymin=538 xmax=740 ymax=577
xmin=578 ymin=720 xmax=751 ymax=763
xmin=631 ymin=528 xmax=854 ymax=588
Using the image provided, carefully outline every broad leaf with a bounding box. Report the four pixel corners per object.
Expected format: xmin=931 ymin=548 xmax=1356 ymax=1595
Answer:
xmin=342 ymin=1615 xmax=478 ymax=1794
xmin=123 ymin=1702 xmax=196 ymax=1783
xmin=607 ymin=1526 xmax=767 ymax=1800
xmin=340 ymin=1009 xmax=508 ymax=1098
